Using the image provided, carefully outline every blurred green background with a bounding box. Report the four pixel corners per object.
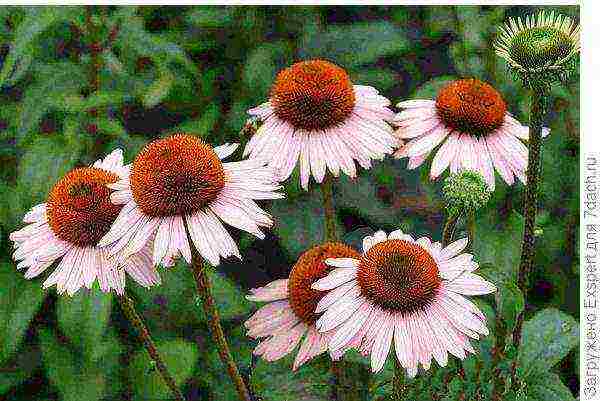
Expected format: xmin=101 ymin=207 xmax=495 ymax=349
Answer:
xmin=0 ymin=5 xmax=579 ymax=401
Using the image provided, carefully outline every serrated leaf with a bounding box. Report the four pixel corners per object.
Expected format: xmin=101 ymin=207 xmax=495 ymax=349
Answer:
xmin=517 ymin=308 xmax=579 ymax=378
xmin=0 ymin=263 xmax=46 ymax=364
xmin=56 ymin=287 xmax=113 ymax=362
xmin=301 ymin=21 xmax=408 ymax=67
xmin=128 ymin=339 xmax=198 ymax=400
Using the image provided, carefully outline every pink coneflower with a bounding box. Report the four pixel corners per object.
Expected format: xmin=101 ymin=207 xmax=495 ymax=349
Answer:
xmin=311 ymin=229 xmax=496 ymax=377
xmin=10 ymin=149 xmax=160 ymax=295
xmin=393 ymin=78 xmax=549 ymax=190
xmin=245 ymin=242 xmax=360 ymax=370
xmin=98 ymin=134 xmax=283 ymax=266
xmin=245 ymin=59 xmax=397 ymax=190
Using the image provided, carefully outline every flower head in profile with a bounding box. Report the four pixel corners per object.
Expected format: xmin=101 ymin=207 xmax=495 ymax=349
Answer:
xmin=245 ymin=59 xmax=397 ymax=190
xmin=98 ymin=134 xmax=283 ymax=267
xmin=244 ymin=242 xmax=360 ymax=370
xmin=311 ymin=229 xmax=495 ymax=376
xmin=393 ymin=78 xmax=550 ymax=190
xmin=495 ymin=10 xmax=580 ymax=85
xmin=10 ymin=150 xmax=160 ymax=296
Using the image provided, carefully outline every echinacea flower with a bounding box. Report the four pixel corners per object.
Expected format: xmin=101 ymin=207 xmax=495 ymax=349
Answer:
xmin=244 ymin=242 xmax=360 ymax=370
xmin=495 ymin=10 xmax=580 ymax=83
xmin=10 ymin=149 xmax=160 ymax=295
xmin=311 ymin=229 xmax=495 ymax=377
xmin=393 ymin=78 xmax=550 ymax=190
xmin=98 ymin=134 xmax=283 ymax=267
xmin=245 ymin=59 xmax=397 ymax=190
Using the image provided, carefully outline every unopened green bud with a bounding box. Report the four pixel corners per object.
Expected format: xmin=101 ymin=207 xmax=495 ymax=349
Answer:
xmin=442 ymin=170 xmax=491 ymax=216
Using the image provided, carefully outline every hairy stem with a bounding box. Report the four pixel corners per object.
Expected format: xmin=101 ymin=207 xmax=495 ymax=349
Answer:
xmin=190 ymin=253 xmax=252 ymax=401
xmin=442 ymin=213 xmax=459 ymax=247
xmin=118 ymin=293 xmax=186 ymax=401
xmin=513 ymin=90 xmax=546 ymax=347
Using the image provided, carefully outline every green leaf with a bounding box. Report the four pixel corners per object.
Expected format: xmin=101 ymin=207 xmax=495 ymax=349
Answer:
xmin=301 ymin=21 xmax=409 ymax=67
xmin=271 ymin=188 xmax=342 ymax=258
xmin=130 ymin=261 xmax=251 ymax=336
xmin=351 ymin=68 xmax=398 ymax=92
xmin=0 ymin=7 xmax=81 ymax=87
xmin=128 ymin=339 xmax=198 ymax=400
xmin=411 ymin=75 xmax=457 ymax=99
xmin=143 ymin=70 xmax=175 ymax=109
xmin=517 ymin=308 xmax=579 ymax=378
xmin=117 ymin=15 xmax=197 ymax=75
xmin=39 ymin=329 xmax=118 ymax=401
xmin=526 ymin=372 xmax=576 ymax=401
xmin=16 ymin=61 xmax=86 ymax=144
xmin=0 ymin=263 xmax=46 ymax=364
xmin=0 ymin=348 xmax=41 ymax=394
xmin=252 ymin=352 xmax=332 ymax=401
xmin=169 ymin=103 xmax=220 ymax=137
xmin=56 ymin=287 xmax=113 ymax=362
xmin=478 ymin=269 xmax=524 ymax=333
xmin=473 ymin=210 xmax=524 ymax=282
xmin=243 ymin=41 xmax=292 ymax=96
xmin=90 ymin=116 xmax=128 ymax=140
xmin=496 ymin=282 xmax=524 ymax=332
xmin=186 ymin=6 xmax=235 ymax=28
xmin=17 ymin=135 xmax=81 ymax=204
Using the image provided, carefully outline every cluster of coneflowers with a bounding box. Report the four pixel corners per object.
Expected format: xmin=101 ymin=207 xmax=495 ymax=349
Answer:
xmin=8 ymin=10 xmax=579 ymax=401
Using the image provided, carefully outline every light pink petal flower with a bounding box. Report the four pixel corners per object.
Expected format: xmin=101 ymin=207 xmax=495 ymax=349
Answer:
xmin=311 ymin=229 xmax=495 ymax=376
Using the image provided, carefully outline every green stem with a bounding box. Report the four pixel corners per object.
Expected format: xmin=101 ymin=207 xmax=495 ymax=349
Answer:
xmin=118 ymin=293 xmax=186 ymax=401
xmin=393 ymin=357 xmax=405 ymax=400
xmin=321 ymin=174 xmax=338 ymax=242
xmin=320 ymin=174 xmax=343 ymax=400
xmin=442 ymin=213 xmax=459 ymax=247
xmin=467 ymin=211 xmax=475 ymax=251
xmin=513 ymin=89 xmax=546 ymax=348
xmin=190 ymin=254 xmax=252 ymax=401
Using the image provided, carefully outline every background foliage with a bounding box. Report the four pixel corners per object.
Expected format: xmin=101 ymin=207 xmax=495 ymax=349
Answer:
xmin=0 ymin=5 xmax=579 ymax=401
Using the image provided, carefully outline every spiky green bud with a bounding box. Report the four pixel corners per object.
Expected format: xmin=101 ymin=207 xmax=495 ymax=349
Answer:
xmin=442 ymin=170 xmax=491 ymax=216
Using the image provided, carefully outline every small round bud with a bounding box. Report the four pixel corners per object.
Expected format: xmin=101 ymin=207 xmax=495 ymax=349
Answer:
xmin=442 ymin=170 xmax=491 ymax=216
xmin=534 ymin=228 xmax=544 ymax=237
xmin=495 ymin=11 xmax=580 ymax=88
